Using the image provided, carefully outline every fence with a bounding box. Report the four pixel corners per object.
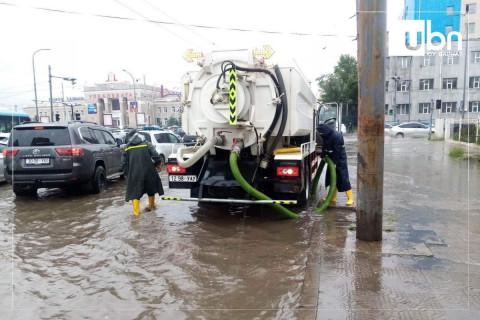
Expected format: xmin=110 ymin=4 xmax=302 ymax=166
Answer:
xmin=443 ymin=118 xmax=480 ymax=145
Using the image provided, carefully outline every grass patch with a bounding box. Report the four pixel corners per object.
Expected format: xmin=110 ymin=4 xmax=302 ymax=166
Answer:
xmin=450 ymin=147 xmax=465 ymax=158
xmin=347 ymin=225 xmax=356 ymax=231
xmin=429 ymin=136 xmax=444 ymax=141
xmin=383 ymin=228 xmax=395 ymax=233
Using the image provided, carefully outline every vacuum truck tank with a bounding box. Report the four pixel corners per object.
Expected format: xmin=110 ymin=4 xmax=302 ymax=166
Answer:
xmin=165 ymin=47 xmax=321 ymax=207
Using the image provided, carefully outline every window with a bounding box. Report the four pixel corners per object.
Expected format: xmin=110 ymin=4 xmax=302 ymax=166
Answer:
xmin=419 ymin=79 xmax=434 ymax=90
xmin=385 ymin=81 xmax=389 ymax=92
xmin=169 ymin=133 xmax=180 ymax=143
xmin=164 ymin=118 xmax=168 ymax=125
xmin=423 ymin=55 xmax=434 ymax=66
xmin=172 ymin=106 xmax=176 ymax=112
xmin=163 ymin=107 xmax=167 ymax=113
xmin=442 ymin=78 xmax=457 ymax=89
xmin=79 ymin=127 xmax=97 ymax=144
xmin=92 ymin=129 xmax=106 ymax=144
xmin=419 ymin=103 xmax=431 ymax=114
xmin=447 ymin=6 xmax=454 ymax=15
xmin=101 ymin=131 xmax=116 ymax=145
xmin=396 ymin=104 xmax=410 ymax=115
xmin=441 ymin=102 xmax=456 ymax=113
xmin=398 ymin=57 xmax=409 ymax=68
xmin=470 ymin=76 xmax=480 ymax=88
xmin=396 ymin=80 xmax=410 ymax=92
xmin=466 ymin=22 xmax=475 ymax=33
xmin=111 ymin=99 xmax=120 ymax=111
xmin=469 ymin=101 xmax=479 ymax=112
xmin=472 ymin=51 xmax=480 ymax=63
xmin=467 ymin=3 xmax=477 ymax=13
xmin=443 ymin=55 xmax=459 ymax=65
xmin=385 ymin=104 xmax=389 ymax=115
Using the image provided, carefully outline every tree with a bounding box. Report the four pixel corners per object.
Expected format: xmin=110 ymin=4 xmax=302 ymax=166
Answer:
xmin=167 ymin=117 xmax=180 ymax=127
xmin=316 ymin=54 xmax=358 ymax=130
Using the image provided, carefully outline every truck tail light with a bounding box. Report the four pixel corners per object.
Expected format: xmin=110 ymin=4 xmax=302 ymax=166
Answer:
xmin=3 ymin=148 xmax=18 ymax=156
xmin=167 ymin=164 xmax=186 ymax=174
xmin=55 ymin=147 xmax=84 ymax=156
xmin=276 ymin=167 xmax=299 ymax=177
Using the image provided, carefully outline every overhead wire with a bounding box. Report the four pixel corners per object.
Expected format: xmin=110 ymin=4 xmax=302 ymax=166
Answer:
xmin=0 ymin=2 xmax=356 ymax=39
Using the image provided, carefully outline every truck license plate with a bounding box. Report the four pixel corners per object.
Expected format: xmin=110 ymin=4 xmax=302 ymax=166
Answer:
xmin=169 ymin=175 xmax=197 ymax=182
xmin=25 ymin=158 xmax=50 ymax=165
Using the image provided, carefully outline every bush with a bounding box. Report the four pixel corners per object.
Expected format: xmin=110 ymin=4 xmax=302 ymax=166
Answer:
xmin=449 ymin=147 xmax=465 ymax=158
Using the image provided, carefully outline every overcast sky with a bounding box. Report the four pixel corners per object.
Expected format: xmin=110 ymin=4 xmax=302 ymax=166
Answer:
xmin=0 ymin=0 xmax=402 ymax=108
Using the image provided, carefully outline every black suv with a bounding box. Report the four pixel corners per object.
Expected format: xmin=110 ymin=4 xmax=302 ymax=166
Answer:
xmin=4 ymin=121 xmax=123 ymax=196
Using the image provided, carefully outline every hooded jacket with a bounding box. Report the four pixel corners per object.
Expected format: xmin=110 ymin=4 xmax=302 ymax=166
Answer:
xmin=316 ymin=123 xmax=351 ymax=192
xmin=121 ymin=132 xmax=164 ymax=201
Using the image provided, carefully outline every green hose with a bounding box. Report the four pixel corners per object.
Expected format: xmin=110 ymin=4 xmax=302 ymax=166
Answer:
xmin=311 ymin=159 xmax=326 ymax=196
xmin=315 ymin=157 xmax=337 ymax=213
xmin=229 ymin=152 xmax=299 ymax=219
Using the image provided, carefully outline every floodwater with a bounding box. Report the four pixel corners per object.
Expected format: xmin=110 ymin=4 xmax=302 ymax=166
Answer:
xmin=0 ymin=137 xmax=479 ymax=319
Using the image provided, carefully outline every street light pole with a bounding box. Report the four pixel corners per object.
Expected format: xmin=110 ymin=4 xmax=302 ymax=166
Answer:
xmin=49 ymin=65 xmax=54 ymax=122
xmin=391 ymin=76 xmax=400 ymax=123
xmin=32 ymin=48 xmax=50 ymax=121
xmin=122 ymin=69 xmax=137 ymax=109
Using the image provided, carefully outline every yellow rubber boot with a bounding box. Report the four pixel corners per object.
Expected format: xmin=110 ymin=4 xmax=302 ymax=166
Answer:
xmin=145 ymin=195 xmax=156 ymax=212
xmin=346 ymin=189 xmax=354 ymax=206
xmin=323 ymin=188 xmax=338 ymax=205
xmin=132 ymin=199 xmax=141 ymax=216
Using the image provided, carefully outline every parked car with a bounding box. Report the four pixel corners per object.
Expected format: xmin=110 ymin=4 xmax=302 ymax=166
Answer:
xmin=137 ymin=130 xmax=184 ymax=164
xmin=389 ymin=122 xmax=434 ymax=138
xmin=182 ymin=134 xmax=199 ymax=146
xmin=0 ymin=140 xmax=7 ymax=182
xmin=3 ymin=121 xmax=124 ymax=196
xmin=0 ymin=132 xmax=9 ymax=142
xmin=385 ymin=124 xmax=393 ymax=134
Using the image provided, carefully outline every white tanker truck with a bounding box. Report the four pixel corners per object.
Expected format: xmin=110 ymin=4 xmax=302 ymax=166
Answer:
xmin=164 ymin=48 xmax=322 ymax=212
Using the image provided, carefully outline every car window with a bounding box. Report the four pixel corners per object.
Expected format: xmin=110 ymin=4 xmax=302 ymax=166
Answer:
xmin=79 ymin=127 xmax=97 ymax=144
xmin=92 ymin=129 xmax=106 ymax=144
xmin=157 ymin=133 xmax=170 ymax=143
xmin=169 ymin=133 xmax=180 ymax=143
xmin=139 ymin=132 xmax=152 ymax=143
xmin=101 ymin=130 xmax=116 ymax=145
xmin=10 ymin=127 xmax=71 ymax=146
xmin=0 ymin=143 xmax=6 ymax=153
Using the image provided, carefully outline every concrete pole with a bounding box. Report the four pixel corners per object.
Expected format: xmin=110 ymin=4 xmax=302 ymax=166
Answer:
xmin=356 ymin=0 xmax=386 ymax=241
xmin=48 ymin=65 xmax=54 ymax=122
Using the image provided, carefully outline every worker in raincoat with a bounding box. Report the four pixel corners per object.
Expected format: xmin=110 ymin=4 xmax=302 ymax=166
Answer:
xmin=122 ymin=129 xmax=164 ymax=215
xmin=317 ymin=123 xmax=354 ymax=206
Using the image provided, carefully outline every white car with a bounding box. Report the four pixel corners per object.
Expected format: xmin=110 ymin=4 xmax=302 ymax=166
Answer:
xmin=389 ymin=122 xmax=434 ymax=138
xmin=0 ymin=141 xmax=7 ymax=182
xmin=137 ymin=130 xmax=184 ymax=164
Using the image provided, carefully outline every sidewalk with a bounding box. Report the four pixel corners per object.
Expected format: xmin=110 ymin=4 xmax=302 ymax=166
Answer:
xmin=300 ymin=137 xmax=480 ymax=319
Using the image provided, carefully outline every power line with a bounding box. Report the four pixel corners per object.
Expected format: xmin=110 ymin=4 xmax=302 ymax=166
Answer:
xmin=0 ymin=2 xmax=356 ymax=39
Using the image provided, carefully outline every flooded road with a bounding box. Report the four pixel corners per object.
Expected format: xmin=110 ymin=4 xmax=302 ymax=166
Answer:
xmin=1 ymin=137 xmax=479 ymax=319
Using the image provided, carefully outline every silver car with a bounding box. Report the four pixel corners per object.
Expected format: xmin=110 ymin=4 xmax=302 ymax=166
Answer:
xmin=389 ymin=122 xmax=435 ymax=138
xmin=137 ymin=130 xmax=184 ymax=164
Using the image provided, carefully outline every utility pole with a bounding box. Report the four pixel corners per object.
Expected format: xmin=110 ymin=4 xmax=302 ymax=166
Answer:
xmin=48 ymin=65 xmax=76 ymax=122
xmin=356 ymin=0 xmax=386 ymax=241
xmin=462 ymin=9 xmax=470 ymax=120
xmin=428 ymin=99 xmax=434 ymax=140
xmin=32 ymin=49 xmax=50 ymax=121
xmin=391 ymin=76 xmax=400 ymax=123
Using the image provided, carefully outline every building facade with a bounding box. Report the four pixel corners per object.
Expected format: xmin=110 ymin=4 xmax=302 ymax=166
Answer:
xmin=386 ymin=0 xmax=480 ymax=124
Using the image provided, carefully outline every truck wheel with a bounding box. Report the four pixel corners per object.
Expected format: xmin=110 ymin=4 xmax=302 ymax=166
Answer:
xmin=297 ymin=166 xmax=310 ymax=206
xmin=91 ymin=166 xmax=107 ymax=194
xmin=13 ymin=184 xmax=38 ymax=197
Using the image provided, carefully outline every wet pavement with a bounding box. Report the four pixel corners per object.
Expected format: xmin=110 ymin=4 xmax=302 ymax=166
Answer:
xmin=0 ymin=136 xmax=479 ymax=319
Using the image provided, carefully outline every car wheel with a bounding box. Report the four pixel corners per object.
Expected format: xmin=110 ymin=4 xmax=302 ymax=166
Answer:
xmin=13 ymin=184 xmax=38 ymax=197
xmin=396 ymin=133 xmax=404 ymax=138
xmin=91 ymin=166 xmax=107 ymax=194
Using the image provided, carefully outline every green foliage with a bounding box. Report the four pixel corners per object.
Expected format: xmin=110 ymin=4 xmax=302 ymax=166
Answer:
xmin=167 ymin=117 xmax=180 ymax=127
xmin=449 ymin=148 xmax=465 ymax=158
xmin=316 ymin=54 xmax=358 ymax=129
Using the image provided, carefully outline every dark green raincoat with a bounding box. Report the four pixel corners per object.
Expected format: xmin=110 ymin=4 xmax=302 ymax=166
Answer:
xmin=121 ymin=133 xmax=164 ymax=201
